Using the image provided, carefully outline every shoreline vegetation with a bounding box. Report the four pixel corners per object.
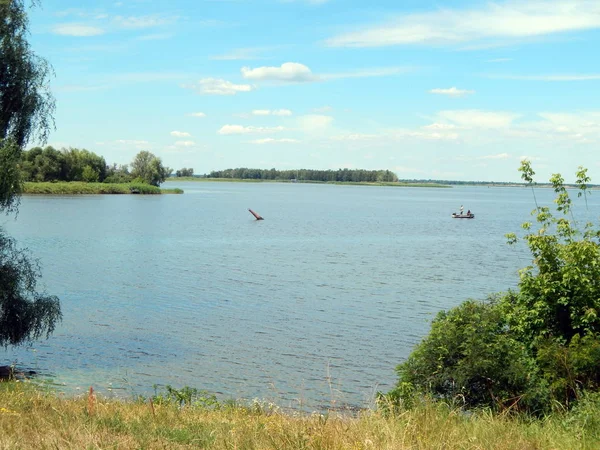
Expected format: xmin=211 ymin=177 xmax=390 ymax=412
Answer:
xmin=168 ymin=176 xmax=600 ymax=189
xmin=167 ymin=177 xmax=450 ymax=188
xmin=23 ymin=182 xmax=183 ymax=195
xmin=0 ymin=382 xmax=597 ymax=450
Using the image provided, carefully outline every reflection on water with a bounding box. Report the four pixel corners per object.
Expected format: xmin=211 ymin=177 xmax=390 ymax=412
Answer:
xmin=2 ymin=183 xmax=594 ymax=409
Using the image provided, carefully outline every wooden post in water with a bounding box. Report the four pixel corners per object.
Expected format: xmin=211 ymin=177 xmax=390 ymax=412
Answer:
xmin=248 ymin=209 xmax=264 ymax=220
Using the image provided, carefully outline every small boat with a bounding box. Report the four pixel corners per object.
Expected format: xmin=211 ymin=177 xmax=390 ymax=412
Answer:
xmin=452 ymin=212 xmax=475 ymax=219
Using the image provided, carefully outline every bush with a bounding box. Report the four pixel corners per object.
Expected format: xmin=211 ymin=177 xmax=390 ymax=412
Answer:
xmin=388 ymin=298 xmax=546 ymax=412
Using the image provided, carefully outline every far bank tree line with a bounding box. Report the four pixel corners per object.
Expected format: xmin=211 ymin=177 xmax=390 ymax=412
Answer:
xmin=206 ymin=168 xmax=399 ymax=183
xmin=20 ymin=146 xmax=173 ymax=186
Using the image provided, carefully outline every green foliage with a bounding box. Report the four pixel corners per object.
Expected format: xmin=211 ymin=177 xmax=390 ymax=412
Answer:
xmin=130 ymin=151 xmax=172 ymax=186
xmin=175 ymin=167 xmax=194 ymax=177
xmin=386 ymin=162 xmax=600 ymax=415
xmin=536 ymin=334 xmax=600 ymax=407
xmin=20 ymin=146 xmax=107 ymax=182
xmin=0 ymin=140 xmax=22 ymax=213
xmin=0 ymin=229 xmax=61 ymax=347
xmin=0 ymin=0 xmax=55 ymax=147
xmin=23 ymin=181 xmax=167 ymax=195
xmin=104 ymin=163 xmax=132 ymax=183
xmin=152 ymin=385 xmax=220 ymax=409
xmin=207 ymin=167 xmax=399 ymax=183
xmin=389 ymin=298 xmax=545 ymax=412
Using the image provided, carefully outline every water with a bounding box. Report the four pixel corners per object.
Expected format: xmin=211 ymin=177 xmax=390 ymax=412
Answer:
xmin=1 ymin=182 xmax=596 ymax=409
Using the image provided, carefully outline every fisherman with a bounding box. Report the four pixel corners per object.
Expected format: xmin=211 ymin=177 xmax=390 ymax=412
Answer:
xmin=460 ymin=205 xmax=464 ymax=215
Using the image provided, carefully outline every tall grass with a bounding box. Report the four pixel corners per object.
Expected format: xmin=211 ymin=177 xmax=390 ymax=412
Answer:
xmin=0 ymin=382 xmax=596 ymax=449
xmin=22 ymin=182 xmax=183 ymax=195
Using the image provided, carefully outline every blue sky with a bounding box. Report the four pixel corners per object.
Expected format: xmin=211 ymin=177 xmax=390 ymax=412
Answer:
xmin=27 ymin=0 xmax=600 ymax=181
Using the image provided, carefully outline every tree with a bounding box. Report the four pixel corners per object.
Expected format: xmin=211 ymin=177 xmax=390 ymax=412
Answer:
xmin=0 ymin=229 xmax=60 ymax=347
xmin=175 ymin=167 xmax=194 ymax=177
xmin=130 ymin=150 xmax=171 ymax=186
xmin=0 ymin=1 xmax=54 ymax=147
xmin=0 ymin=1 xmax=61 ymax=352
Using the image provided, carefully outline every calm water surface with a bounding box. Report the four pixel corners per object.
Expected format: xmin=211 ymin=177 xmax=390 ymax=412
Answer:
xmin=2 ymin=182 xmax=597 ymax=409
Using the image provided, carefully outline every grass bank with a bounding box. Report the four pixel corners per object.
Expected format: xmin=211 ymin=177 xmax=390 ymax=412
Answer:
xmin=0 ymin=382 xmax=597 ymax=449
xmin=23 ymin=182 xmax=183 ymax=195
xmin=166 ymin=177 xmax=450 ymax=188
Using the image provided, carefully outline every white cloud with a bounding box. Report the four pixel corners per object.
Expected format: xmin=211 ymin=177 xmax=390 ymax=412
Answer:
xmin=52 ymin=24 xmax=105 ymax=36
xmin=185 ymin=78 xmax=254 ymax=95
xmin=422 ymin=123 xmax=457 ymax=130
xmin=394 ymin=165 xmax=427 ymax=175
xmin=241 ymin=62 xmax=315 ymax=82
xmin=435 ymin=110 xmax=520 ymax=128
xmin=171 ymin=131 xmax=191 ymax=137
xmin=314 ymin=105 xmax=333 ymax=113
xmin=189 ymin=112 xmax=206 ymax=118
xmin=331 ymin=133 xmax=379 ymax=141
xmin=529 ymin=112 xmax=600 ymax=143
xmin=325 ymin=0 xmax=600 ymax=48
xmin=321 ymin=66 xmax=412 ymax=80
xmin=247 ymin=138 xmax=300 ymax=144
xmin=429 ymin=87 xmax=475 ymax=97
xmin=240 ymin=62 xmax=410 ymax=84
xmin=115 ymin=139 xmax=151 ymax=149
xmin=297 ymin=114 xmax=334 ymax=132
xmin=252 ymin=109 xmax=293 ymax=116
xmin=478 ymin=153 xmax=511 ymax=160
xmin=487 ymin=74 xmax=600 ymax=81
xmin=393 ymin=129 xmax=460 ymax=141
xmin=113 ymin=15 xmax=176 ymax=29
xmin=175 ymin=140 xmax=196 ymax=147
xmin=218 ymin=125 xmax=285 ymax=135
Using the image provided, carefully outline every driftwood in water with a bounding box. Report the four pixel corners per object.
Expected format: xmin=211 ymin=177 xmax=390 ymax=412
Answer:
xmin=248 ymin=209 xmax=264 ymax=220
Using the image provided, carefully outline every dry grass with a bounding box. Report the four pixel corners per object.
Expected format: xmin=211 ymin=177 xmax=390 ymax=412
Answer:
xmin=0 ymin=382 xmax=597 ymax=449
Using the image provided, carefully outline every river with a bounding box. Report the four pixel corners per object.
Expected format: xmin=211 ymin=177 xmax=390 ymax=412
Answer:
xmin=2 ymin=182 xmax=594 ymax=410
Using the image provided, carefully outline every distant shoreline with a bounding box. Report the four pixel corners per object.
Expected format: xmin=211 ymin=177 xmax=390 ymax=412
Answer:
xmin=165 ymin=177 xmax=451 ymax=188
xmin=166 ymin=177 xmax=599 ymax=189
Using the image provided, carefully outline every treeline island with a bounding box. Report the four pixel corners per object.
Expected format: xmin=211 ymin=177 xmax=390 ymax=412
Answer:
xmin=178 ymin=167 xmax=447 ymax=187
xmin=20 ymin=146 xmax=181 ymax=194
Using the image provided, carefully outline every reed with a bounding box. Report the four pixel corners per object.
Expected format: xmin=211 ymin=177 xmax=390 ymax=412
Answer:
xmin=22 ymin=182 xmax=183 ymax=195
xmin=0 ymin=382 xmax=596 ymax=449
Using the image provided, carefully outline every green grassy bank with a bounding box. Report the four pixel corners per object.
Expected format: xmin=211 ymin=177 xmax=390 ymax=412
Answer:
xmin=23 ymin=182 xmax=183 ymax=195
xmin=0 ymin=382 xmax=597 ymax=449
xmin=166 ymin=177 xmax=450 ymax=188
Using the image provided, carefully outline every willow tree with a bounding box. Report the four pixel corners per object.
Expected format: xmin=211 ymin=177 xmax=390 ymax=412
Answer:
xmin=0 ymin=0 xmax=60 ymax=350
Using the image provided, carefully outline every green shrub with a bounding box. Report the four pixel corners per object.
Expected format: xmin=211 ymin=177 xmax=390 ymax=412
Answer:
xmin=387 ymin=298 xmax=546 ymax=412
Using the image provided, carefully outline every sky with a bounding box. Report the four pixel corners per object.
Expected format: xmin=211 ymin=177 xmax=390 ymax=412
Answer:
xmin=25 ymin=0 xmax=600 ymax=182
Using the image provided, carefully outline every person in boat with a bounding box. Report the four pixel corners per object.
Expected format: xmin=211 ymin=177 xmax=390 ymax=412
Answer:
xmin=467 ymin=209 xmax=471 ymax=215
xmin=460 ymin=205 xmax=464 ymax=215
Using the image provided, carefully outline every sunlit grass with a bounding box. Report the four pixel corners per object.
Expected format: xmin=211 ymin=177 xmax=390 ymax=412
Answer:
xmin=23 ymin=182 xmax=183 ymax=195
xmin=0 ymin=382 xmax=596 ymax=449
